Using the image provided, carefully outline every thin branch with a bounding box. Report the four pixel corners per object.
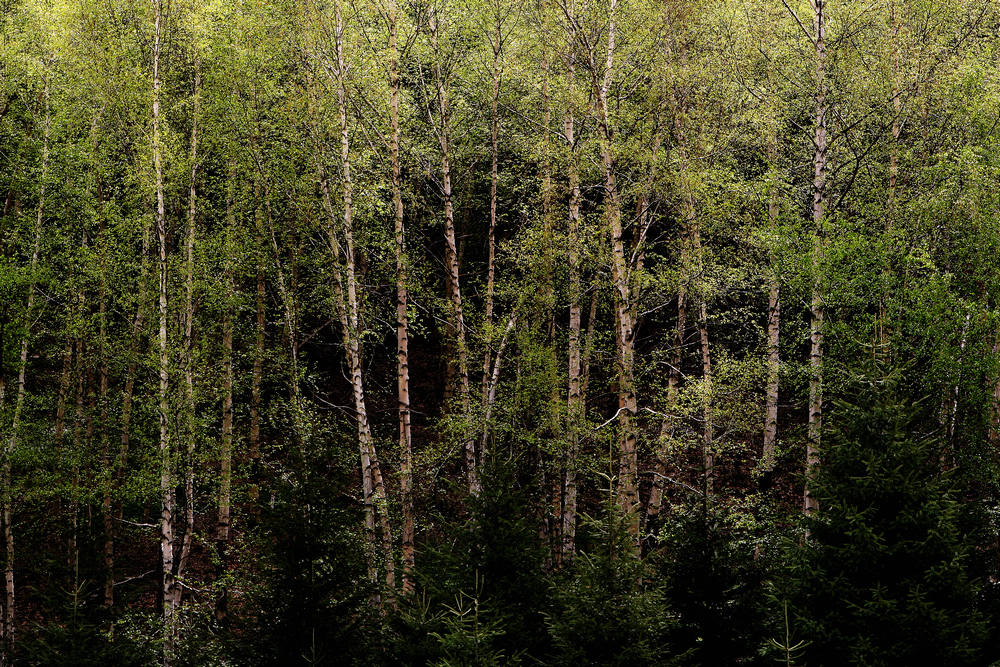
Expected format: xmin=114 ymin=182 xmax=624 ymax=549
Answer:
xmin=780 ymin=0 xmax=816 ymax=45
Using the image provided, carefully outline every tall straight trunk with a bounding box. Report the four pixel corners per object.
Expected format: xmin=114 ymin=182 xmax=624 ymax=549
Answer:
xmin=320 ymin=72 xmax=377 ymax=601
xmin=429 ymin=9 xmax=477 ymax=495
xmin=177 ymin=58 xmax=199 ymax=594
xmin=152 ymin=3 xmax=177 ymax=660
xmin=3 ymin=70 xmax=49 ymax=657
xmin=323 ymin=177 xmax=377 ymax=594
xmin=481 ymin=14 xmax=502 ymax=431
xmin=584 ymin=0 xmax=638 ymax=537
xmin=325 ymin=0 xmax=396 ymax=600
xmin=561 ymin=61 xmax=583 ymax=561
xmin=763 ymin=285 xmax=780 ymax=467
xmin=805 ymin=0 xmax=828 ymax=515
xmin=763 ymin=150 xmax=780 ymax=471
xmin=562 ymin=286 xmax=598 ymax=552
xmin=388 ymin=1 xmax=415 ymax=593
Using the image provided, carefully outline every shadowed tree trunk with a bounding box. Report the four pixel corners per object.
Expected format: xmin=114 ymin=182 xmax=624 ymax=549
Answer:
xmin=151 ymin=3 xmax=178 ymax=661
xmin=387 ymin=0 xmax=416 ymax=594
xmin=562 ymin=47 xmax=583 ymax=561
xmin=429 ymin=6 xmax=478 ymax=496
xmin=805 ymin=0 xmax=828 ymax=515
xmin=320 ymin=0 xmax=397 ymax=602
xmin=763 ymin=142 xmax=781 ymax=472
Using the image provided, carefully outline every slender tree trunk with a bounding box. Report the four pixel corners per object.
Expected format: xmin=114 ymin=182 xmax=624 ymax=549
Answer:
xmin=481 ymin=315 xmax=516 ymax=450
xmin=152 ymin=4 xmax=177 ymax=660
xmin=177 ymin=58 xmax=199 ymax=598
xmin=583 ymin=0 xmax=638 ymax=538
xmin=805 ymin=0 xmax=828 ymax=515
xmin=214 ymin=259 xmax=234 ymax=622
xmin=947 ymin=309 xmax=971 ymax=458
xmin=562 ymin=65 xmax=583 ymax=561
xmin=481 ymin=14 xmax=503 ymax=440
xmin=429 ymin=9 xmax=478 ymax=495
xmin=388 ymin=2 xmax=415 ymax=593
xmin=324 ymin=1 xmax=396 ymax=600
xmin=763 ymin=281 xmax=780 ymax=468
xmin=762 ymin=142 xmax=781 ymax=471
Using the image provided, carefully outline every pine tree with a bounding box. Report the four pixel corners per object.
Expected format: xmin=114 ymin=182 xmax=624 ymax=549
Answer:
xmin=785 ymin=380 xmax=989 ymax=666
xmin=546 ymin=477 xmax=673 ymax=666
xmin=657 ymin=498 xmax=770 ymax=666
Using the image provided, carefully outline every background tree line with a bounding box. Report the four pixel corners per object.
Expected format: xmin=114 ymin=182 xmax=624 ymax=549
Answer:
xmin=1 ymin=0 xmax=1000 ymax=664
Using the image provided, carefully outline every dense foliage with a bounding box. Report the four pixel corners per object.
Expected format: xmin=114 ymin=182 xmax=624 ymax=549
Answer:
xmin=1 ymin=0 xmax=1000 ymax=664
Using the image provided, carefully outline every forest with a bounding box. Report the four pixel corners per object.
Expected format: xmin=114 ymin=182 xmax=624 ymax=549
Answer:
xmin=1 ymin=0 xmax=1000 ymax=664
